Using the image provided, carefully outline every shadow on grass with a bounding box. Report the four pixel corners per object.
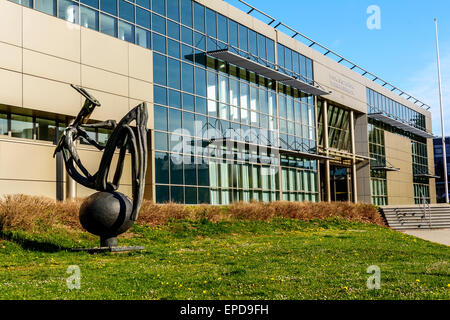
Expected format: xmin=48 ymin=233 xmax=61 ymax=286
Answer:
xmin=0 ymin=231 xmax=71 ymax=253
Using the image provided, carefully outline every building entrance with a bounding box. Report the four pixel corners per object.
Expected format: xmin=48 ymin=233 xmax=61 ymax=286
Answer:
xmin=320 ymin=163 xmax=353 ymax=202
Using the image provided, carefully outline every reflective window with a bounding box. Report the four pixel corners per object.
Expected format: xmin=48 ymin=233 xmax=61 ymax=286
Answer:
xmin=206 ymin=8 xmax=216 ymax=38
xmin=238 ymin=24 xmax=248 ymax=52
xmin=100 ymin=0 xmax=116 ymax=15
xmin=154 ymin=105 xmax=168 ymax=131
xmin=185 ymin=187 xmax=197 ymax=204
xmin=152 ymin=32 xmax=166 ymax=53
xmin=170 ymin=158 xmax=183 ymax=185
xmin=81 ymin=0 xmax=97 ymax=8
xmin=136 ymin=27 xmax=150 ymax=48
xmin=0 ymin=113 xmax=8 ymax=135
xmin=155 ymin=152 xmax=169 ymax=184
xmin=100 ymin=13 xmax=117 ymax=37
xmin=182 ymin=62 xmax=194 ymax=94
xmin=136 ymin=7 xmax=150 ymax=29
xmin=156 ymin=185 xmax=169 ymax=203
xmin=36 ymin=118 xmax=56 ymax=142
xmin=167 ymin=0 xmax=179 ymax=21
xmin=80 ymin=5 xmax=99 ymax=30
xmin=154 ymin=131 xmax=168 ymax=151
xmin=118 ymin=20 xmax=134 ymax=43
xmin=58 ymin=0 xmax=79 ymax=24
xmin=152 ymin=0 xmax=165 ymax=16
xmin=168 ymin=58 xmax=181 ymax=90
xmin=168 ymin=39 xmax=180 ymax=58
xmin=217 ymin=14 xmax=227 ymax=43
xmin=180 ymin=0 xmax=193 ymax=27
xmin=153 ymin=53 xmax=167 ymax=85
xmin=181 ymin=26 xmax=193 ymax=45
xmin=193 ymin=2 xmax=205 ymax=33
xmin=171 ymin=186 xmax=184 ymax=203
xmin=167 ymin=21 xmax=180 ymax=40
xmin=154 ymin=86 xmax=167 ymax=105
xmin=11 ymin=115 xmax=33 ymax=139
xmin=35 ymin=0 xmax=56 ymax=15
xmin=136 ymin=0 xmax=150 ymax=10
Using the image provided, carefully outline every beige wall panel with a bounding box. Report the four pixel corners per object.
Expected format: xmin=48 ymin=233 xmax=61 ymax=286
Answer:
xmin=81 ymin=27 xmax=129 ymax=76
xmin=0 ymin=68 xmax=22 ymax=108
xmin=0 ymin=42 xmax=22 ymax=73
xmin=23 ymin=49 xmax=81 ymax=85
xmin=385 ymin=132 xmax=414 ymax=205
xmin=314 ymin=62 xmax=367 ymax=114
xmin=0 ymin=0 xmax=22 ymax=46
xmin=129 ymin=78 xmax=153 ymax=103
xmin=0 ymin=140 xmax=56 ymax=181
xmin=81 ymin=65 xmax=129 ymax=97
xmin=129 ymin=44 xmax=153 ymax=83
xmin=23 ymin=8 xmax=81 ymax=62
xmin=0 ymin=180 xmax=57 ymax=198
xmin=84 ymin=89 xmax=129 ymax=122
xmin=23 ymin=74 xmax=81 ymax=116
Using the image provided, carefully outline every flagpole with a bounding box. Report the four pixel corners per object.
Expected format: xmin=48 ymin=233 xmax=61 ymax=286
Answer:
xmin=434 ymin=18 xmax=449 ymax=204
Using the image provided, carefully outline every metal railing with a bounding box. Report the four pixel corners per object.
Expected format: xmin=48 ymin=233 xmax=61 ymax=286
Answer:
xmin=420 ymin=189 xmax=432 ymax=229
xmin=229 ymin=0 xmax=431 ymax=110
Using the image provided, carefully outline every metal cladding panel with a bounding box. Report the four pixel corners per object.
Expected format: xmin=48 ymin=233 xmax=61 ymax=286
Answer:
xmin=371 ymin=166 xmax=401 ymax=172
xmin=207 ymin=49 xmax=330 ymax=96
xmin=368 ymin=113 xmax=435 ymax=139
xmin=414 ymin=174 xmax=440 ymax=179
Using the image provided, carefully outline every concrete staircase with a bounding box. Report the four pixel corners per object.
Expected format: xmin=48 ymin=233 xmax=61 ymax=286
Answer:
xmin=380 ymin=204 xmax=450 ymax=230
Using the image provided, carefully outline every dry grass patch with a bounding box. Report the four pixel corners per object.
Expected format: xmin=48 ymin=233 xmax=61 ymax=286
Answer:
xmin=0 ymin=194 xmax=385 ymax=232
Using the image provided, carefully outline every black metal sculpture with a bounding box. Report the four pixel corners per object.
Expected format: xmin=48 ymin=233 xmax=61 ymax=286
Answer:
xmin=54 ymin=84 xmax=148 ymax=248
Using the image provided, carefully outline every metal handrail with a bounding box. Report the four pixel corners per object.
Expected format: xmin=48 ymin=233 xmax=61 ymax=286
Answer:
xmin=233 ymin=0 xmax=431 ymax=111
xmin=419 ymin=189 xmax=432 ymax=229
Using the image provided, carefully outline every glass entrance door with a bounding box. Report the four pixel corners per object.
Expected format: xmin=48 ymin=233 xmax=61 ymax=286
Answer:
xmin=330 ymin=166 xmax=352 ymax=202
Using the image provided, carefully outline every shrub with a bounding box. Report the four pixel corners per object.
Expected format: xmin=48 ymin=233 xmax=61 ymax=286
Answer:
xmin=0 ymin=194 xmax=385 ymax=233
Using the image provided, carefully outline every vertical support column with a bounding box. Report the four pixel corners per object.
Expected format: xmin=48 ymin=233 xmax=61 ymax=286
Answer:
xmin=275 ymin=30 xmax=283 ymax=201
xmin=323 ymin=100 xmax=331 ymax=202
xmin=56 ymin=152 xmax=65 ymax=201
xmin=314 ymin=96 xmax=321 ymax=202
xmin=350 ymin=110 xmax=358 ymax=203
xmin=66 ymin=173 xmax=77 ymax=200
xmin=65 ymin=141 xmax=77 ymax=200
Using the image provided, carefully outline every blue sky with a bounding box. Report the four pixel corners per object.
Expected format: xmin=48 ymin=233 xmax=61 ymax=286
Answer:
xmin=225 ymin=0 xmax=450 ymax=136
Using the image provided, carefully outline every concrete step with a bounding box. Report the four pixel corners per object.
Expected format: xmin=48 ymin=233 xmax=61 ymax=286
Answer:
xmin=380 ymin=205 xmax=450 ymax=230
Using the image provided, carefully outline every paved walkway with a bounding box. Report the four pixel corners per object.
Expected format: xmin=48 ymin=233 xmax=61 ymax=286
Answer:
xmin=401 ymin=229 xmax=450 ymax=246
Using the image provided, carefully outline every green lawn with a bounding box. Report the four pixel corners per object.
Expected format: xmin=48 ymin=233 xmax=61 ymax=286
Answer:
xmin=0 ymin=218 xmax=449 ymax=300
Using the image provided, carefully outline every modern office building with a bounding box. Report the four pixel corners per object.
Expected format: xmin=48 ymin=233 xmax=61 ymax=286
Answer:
xmin=0 ymin=0 xmax=437 ymax=206
xmin=433 ymin=137 xmax=450 ymax=203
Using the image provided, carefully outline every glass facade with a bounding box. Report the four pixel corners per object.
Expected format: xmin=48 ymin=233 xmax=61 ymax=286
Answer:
xmin=433 ymin=137 xmax=450 ymax=203
xmin=317 ymin=101 xmax=351 ymax=152
xmin=367 ymin=88 xmax=426 ymax=132
xmin=148 ymin=0 xmax=318 ymax=204
xmin=368 ymin=122 xmax=388 ymax=206
xmin=412 ymin=140 xmax=430 ymax=204
xmin=367 ymin=86 xmax=431 ymax=205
